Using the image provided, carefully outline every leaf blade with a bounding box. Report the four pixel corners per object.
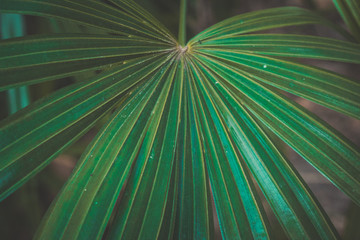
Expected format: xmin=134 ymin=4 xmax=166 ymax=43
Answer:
xmin=195 ymin=49 xmax=360 ymax=119
xmin=193 ymin=34 xmax=360 ymax=63
xmin=194 ymin=53 xmax=360 ymax=207
xmin=0 ymin=0 xmax=174 ymax=43
xmin=188 ymin=59 xmax=271 ymax=239
xmin=0 ymin=54 xmax=171 ymax=201
xmin=36 ymin=58 xmax=174 ymax=239
xmin=189 ymin=7 xmax=352 ymax=44
xmin=191 ymin=56 xmax=341 ymax=239
xmin=0 ymin=34 xmax=173 ymax=90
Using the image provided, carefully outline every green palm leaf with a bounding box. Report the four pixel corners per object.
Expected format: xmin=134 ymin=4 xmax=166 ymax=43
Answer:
xmin=188 ymin=58 xmax=339 ymax=239
xmin=193 ymin=49 xmax=360 ymax=119
xmin=0 ymin=0 xmax=175 ymax=42
xmin=0 ymin=1 xmax=359 ymax=239
xmin=0 ymin=34 xmax=172 ymax=90
xmin=193 ymin=34 xmax=360 ymax=63
xmin=0 ymin=54 xmax=170 ymax=201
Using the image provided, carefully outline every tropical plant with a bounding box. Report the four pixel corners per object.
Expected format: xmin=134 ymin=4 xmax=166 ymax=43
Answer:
xmin=0 ymin=0 xmax=359 ymax=239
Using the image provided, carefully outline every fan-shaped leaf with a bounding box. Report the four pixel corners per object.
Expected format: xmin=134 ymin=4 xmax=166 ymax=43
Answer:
xmin=0 ymin=0 xmax=359 ymax=239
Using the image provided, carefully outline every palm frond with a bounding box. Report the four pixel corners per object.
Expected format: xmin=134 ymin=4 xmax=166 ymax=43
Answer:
xmin=0 ymin=1 xmax=359 ymax=239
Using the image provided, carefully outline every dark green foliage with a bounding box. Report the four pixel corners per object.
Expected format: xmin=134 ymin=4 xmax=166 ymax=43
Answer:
xmin=0 ymin=0 xmax=359 ymax=239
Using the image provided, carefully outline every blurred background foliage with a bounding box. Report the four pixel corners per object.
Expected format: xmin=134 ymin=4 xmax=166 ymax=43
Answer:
xmin=0 ymin=0 xmax=359 ymax=239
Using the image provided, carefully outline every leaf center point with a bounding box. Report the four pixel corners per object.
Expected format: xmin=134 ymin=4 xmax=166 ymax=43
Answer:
xmin=178 ymin=45 xmax=188 ymax=55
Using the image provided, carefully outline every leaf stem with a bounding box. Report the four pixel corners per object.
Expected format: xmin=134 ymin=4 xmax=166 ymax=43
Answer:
xmin=178 ymin=0 xmax=187 ymax=46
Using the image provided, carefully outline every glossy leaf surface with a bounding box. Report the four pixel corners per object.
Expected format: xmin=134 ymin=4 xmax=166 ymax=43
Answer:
xmin=0 ymin=1 xmax=359 ymax=240
xmin=0 ymin=34 xmax=172 ymax=90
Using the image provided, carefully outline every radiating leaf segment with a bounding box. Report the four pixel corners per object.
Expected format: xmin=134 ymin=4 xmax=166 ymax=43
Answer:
xmin=0 ymin=0 xmax=359 ymax=239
